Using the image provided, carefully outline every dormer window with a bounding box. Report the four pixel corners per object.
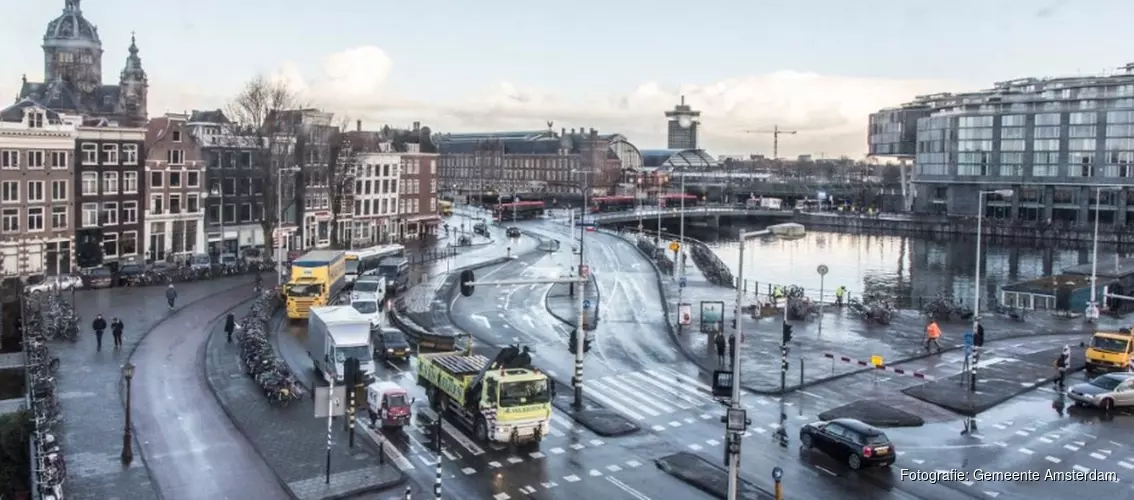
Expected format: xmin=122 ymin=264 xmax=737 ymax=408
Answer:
xmin=172 ymin=130 xmax=182 ymax=142
xmin=28 ymin=112 xmax=44 ymax=129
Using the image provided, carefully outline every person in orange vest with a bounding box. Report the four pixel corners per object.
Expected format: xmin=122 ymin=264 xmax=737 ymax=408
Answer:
xmin=925 ymin=319 xmax=942 ymax=353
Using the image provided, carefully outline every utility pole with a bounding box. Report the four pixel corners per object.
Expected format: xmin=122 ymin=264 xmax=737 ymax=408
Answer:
xmin=743 ymin=125 xmax=799 ymax=160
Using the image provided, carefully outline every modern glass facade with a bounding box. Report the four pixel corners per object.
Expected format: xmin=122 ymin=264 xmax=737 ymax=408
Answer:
xmin=870 ymin=65 xmax=1134 ymax=226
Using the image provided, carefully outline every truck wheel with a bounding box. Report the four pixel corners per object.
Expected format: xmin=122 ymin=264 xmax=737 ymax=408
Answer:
xmin=474 ymin=416 xmax=489 ymax=442
xmin=368 ymin=410 xmax=377 ymax=427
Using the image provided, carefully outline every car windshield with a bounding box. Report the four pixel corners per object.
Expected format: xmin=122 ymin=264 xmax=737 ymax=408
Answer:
xmin=498 ymin=380 xmax=551 ymax=408
xmin=346 ymin=260 xmax=360 ymax=274
xmin=352 ymin=301 xmax=378 ymax=314
xmin=387 ymin=394 xmax=407 ymax=407
xmin=355 ymin=280 xmax=380 ymax=293
xmin=381 ymin=332 xmax=405 ymax=345
xmin=1091 ymin=336 xmax=1129 ymax=353
xmin=1090 ymin=375 xmax=1125 ymax=391
xmin=287 ymin=284 xmax=321 ymax=297
xmin=90 ymin=268 xmax=111 ymax=277
xmin=334 ymin=346 xmax=372 ymax=363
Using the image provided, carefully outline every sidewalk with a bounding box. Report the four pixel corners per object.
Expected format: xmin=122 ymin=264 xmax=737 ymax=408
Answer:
xmin=205 ymin=303 xmax=403 ymax=499
xmin=57 ymin=275 xmax=261 ymax=500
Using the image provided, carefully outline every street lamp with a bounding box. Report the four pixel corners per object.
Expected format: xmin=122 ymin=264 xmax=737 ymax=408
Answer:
xmin=121 ymin=362 xmax=135 ymax=465
xmin=1088 ymin=186 xmax=1123 ymax=322
xmin=972 ymin=188 xmax=1013 ymax=354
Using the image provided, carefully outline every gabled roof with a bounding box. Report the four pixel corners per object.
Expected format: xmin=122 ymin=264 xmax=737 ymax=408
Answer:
xmin=188 ymin=109 xmax=231 ymax=124
xmin=0 ymin=98 xmax=62 ymax=123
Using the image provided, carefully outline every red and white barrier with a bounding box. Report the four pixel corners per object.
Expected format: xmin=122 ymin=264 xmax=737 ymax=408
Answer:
xmin=822 ymin=353 xmax=932 ymax=379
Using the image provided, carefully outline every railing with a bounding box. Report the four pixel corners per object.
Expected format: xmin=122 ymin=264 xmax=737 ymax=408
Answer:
xmin=585 ymin=206 xmax=792 ymax=222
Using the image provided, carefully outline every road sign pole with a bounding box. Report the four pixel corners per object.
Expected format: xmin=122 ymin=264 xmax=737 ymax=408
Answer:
xmin=574 ymin=268 xmax=586 ymax=410
xmin=817 ymin=264 xmax=828 ymax=336
xmin=971 ymin=345 xmax=980 ymax=392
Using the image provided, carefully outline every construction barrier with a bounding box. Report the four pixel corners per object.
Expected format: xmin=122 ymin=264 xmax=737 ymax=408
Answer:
xmin=822 ymin=353 xmax=932 ymax=379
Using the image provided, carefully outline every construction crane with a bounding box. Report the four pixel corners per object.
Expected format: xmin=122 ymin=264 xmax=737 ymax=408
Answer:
xmin=743 ymin=125 xmax=798 ymax=159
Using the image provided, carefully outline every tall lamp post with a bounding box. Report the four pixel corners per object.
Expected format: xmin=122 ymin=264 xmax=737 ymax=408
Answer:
xmin=971 ymin=189 xmax=1013 ymax=387
xmin=121 ymin=362 xmax=135 ymax=465
xmin=1088 ymin=186 xmax=1123 ymax=322
xmin=676 ymin=168 xmax=688 ymax=332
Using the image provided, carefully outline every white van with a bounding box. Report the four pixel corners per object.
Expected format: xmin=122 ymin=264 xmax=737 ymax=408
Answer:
xmin=350 ymin=292 xmax=383 ymax=330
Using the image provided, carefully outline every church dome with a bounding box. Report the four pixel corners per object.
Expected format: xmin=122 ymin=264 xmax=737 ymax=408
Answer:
xmin=44 ymin=0 xmax=100 ymax=45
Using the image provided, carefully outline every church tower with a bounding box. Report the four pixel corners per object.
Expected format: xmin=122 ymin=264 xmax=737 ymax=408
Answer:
xmin=118 ymin=33 xmax=148 ymax=122
xmin=42 ymin=0 xmax=103 ymax=97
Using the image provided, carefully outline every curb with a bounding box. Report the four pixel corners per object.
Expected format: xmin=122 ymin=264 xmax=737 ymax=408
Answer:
xmin=541 ymin=274 xmax=600 ymax=330
xmin=448 ymin=237 xmax=496 ymax=249
xmin=442 ymin=252 xmax=541 ymax=340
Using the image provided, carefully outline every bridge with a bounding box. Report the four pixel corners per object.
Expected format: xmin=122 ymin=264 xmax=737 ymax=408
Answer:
xmin=676 ymin=172 xmax=901 ymax=202
xmin=579 ymin=206 xmax=795 ymax=226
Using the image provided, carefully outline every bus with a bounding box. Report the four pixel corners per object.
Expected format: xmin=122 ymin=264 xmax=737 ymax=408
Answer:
xmin=439 ymin=200 xmax=454 ymax=217
xmin=589 ymin=195 xmax=636 ymax=213
xmin=656 ymin=193 xmax=699 ymax=208
xmin=345 ymin=244 xmax=405 ymax=284
xmin=493 ymin=201 xmax=545 ymax=222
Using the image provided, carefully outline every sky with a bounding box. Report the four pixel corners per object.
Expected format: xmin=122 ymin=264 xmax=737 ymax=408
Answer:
xmin=2 ymin=0 xmax=1132 ymax=158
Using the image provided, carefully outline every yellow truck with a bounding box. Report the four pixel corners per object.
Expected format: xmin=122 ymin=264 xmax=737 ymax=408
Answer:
xmin=285 ymin=250 xmax=347 ymax=320
xmin=417 ymin=345 xmax=552 ymax=446
xmin=439 ymin=200 xmax=453 ymax=217
xmin=1085 ymin=328 xmax=1134 ymax=374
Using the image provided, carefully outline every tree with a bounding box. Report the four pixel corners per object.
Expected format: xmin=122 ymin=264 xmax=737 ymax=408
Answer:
xmin=324 ymin=120 xmax=357 ymax=248
xmin=225 ymin=76 xmax=304 ymax=258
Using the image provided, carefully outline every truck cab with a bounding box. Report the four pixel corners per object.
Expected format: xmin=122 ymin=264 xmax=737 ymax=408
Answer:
xmin=1086 ymin=329 xmax=1134 ymax=374
xmin=366 ymin=381 xmax=413 ymax=429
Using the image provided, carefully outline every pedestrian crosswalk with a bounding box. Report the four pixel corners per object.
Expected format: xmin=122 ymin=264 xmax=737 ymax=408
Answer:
xmin=581 ymin=366 xmax=722 ymax=422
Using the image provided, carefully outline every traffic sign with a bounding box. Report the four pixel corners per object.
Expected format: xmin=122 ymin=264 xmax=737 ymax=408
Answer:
xmin=817 ymin=264 xmax=829 ymax=276
xmin=772 ymin=466 xmax=783 ymax=482
xmin=679 ymin=277 xmax=687 ymax=288
xmin=963 ymin=331 xmax=974 ymax=347
xmin=583 ymin=300 xmax=592 ymax=310
xmin=669 ymin=241 xmax=680 ymax=252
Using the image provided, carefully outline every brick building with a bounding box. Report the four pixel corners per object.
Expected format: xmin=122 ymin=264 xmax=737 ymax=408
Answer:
xmin=145 ymin=113 xmax=206 ymax=261
xmin=73 ymin=121 xmax=146 ymax=269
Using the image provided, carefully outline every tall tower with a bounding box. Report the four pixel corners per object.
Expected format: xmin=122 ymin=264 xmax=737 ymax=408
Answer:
xmin=664 ymin=95 xmax=701 ymax=149
xmin=118 ymin=33 xmax=148 ymax=122
xmin=42 ymin=0 xmax=103 ymax=96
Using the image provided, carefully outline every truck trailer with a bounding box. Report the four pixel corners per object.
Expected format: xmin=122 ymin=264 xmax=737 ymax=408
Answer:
xmin=417 ymin=345 xmax=552 ymax=445
xmin=307 ymin=305 xmax=375 ymax=383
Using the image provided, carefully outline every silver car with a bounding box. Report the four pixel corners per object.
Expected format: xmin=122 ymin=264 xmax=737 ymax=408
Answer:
xmin=1067 ymin=373 xmax=1134 ymax=410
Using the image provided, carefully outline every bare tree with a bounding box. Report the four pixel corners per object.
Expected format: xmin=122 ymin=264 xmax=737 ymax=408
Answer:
xmin=325 ymin=117 xmax=357 ymax=248
xmin=225 ymin=76 xmax=303 ymax=257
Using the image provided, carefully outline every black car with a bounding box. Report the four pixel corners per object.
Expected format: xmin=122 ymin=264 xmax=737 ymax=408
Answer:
xmin=375 ymin=328 xmax=410 ymax=361
xmin=506 ymin=227 xmax=521 ymax=238
xmin=117 ymin=263 xmax=146 ymax=286
xmin=473 ymin=221 xmax=488 ymax=236
xmin=799 ymin=418 xmax=895 ymax=470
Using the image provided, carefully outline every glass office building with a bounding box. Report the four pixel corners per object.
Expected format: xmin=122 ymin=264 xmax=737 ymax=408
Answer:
xmin=869 ymin=64 xmax=1134 ymax=226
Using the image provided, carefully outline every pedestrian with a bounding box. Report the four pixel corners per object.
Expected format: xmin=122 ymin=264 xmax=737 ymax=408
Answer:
xmin=224 ymin=313 xmax=237 ymax=343
xmin=835 ymin=286 xmax=846 ymax=307
xmin=728 ymin=334 xmax=737 ymax=367
xmin=91 ymin=314 xmax=107 ymax=352
xmin=1055 ymin=346 xmax=1071 ymax=388
xmin=715 ymin=333 xmax=726 ymax=367
xmin=924 ymin=319 xmax=942 ymax=353
xmin=166 ymin=284 xmax=178 ymax=309
xmin=110 ymin=317 xmax=124 ymax=349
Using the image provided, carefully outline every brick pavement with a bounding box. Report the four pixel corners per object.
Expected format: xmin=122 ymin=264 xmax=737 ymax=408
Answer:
xmin=204 ymin=304 xmax=402 ymax=500
xmin=55 ymin=274 xmax=261 ymax=500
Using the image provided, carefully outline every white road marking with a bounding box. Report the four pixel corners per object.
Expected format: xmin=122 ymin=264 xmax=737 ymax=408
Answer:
xmin=462 ymin=467 xmax=476 ymax=475
xmin=606 ymin=476 xmax=652 ymax=500
xmin=1015 ymin=431 xmax=1030 ymax=437
xmin=589 ymin=469 xmax=603 ymax=477
xmin=688 ymin=444 xmax=703 ymax=451
xmin=507 ymin=456 xmax=523 ymax=464
xmin=814 ymin=465 xmax=837 ymax=476
xmin=590 ymin=439 xmax=605 ymax=447
xmin=359 ymin=426 xmax=415 ymax=471
xmin=529 ymin=452 xmax=545 ymax=459
xmin=471 ymin=314 xmax=491 ymax=329
xmin=1073 ymin=465 xmax=1091 ymax=473
xmin=541 ymin=481 xmax=558 ymax=489
xmin=707 ymin=439 xmax=720 ymax=446
xmin=488 ymin=461 xmax=502 ymax=468
xmin=494 ymin=493 xmax=510 ymax=500
xmin=441 ymin=449 xmax=457 ymax=461
xmin=1119 ymin=461 xmax=1134 ymax=469
xmin=550 ymin=447 xmax=564 ymax=454
xmin=1065 ymin=444 xmax=1081 ymax=451
xmin=570 ymin=443 xmax=584 ymax=450
xmin=1018 ymin=448 xmax=1034 ymax=455
xmin=1039 ymin=437 xmax=1053 ymax=444
xmin=564 ymin=475 xmax=581 ymax=482
xmin=1090 ymin=453 xmax=1107 ymax=460
xmin=1045 ymin=456 xmax=1061 ymax=464
xmin=983 ymin=492 xmax=1000 ymax=498
xmin=441 ymin=420 xmax=486 ymax=456
xmin=606 ymin=464 xmax=623 ymax=472
xmin=626 ymin=460 xmax=642 ymax=468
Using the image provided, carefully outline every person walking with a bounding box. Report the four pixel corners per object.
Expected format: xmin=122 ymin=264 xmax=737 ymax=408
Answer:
xmin=1055 ymin=346 xmax=1071 ymax=388
xmin=715 ymin=333 xmax=726 ymax=367
xmin=91 ymin=314 xmax=107 ymax=352
xmin=728 ymin=334 xmax=737 ymax=368
xmin=224 ymin=313 xmax=237 ymax=343
xmin=924 ymin=319 xmax=942 ymax=354
xmin=166 ymin=284 xmax=178 ymax=309
xmin=835 ymin=286 xmax=847 ymax=307
xmin=110 ymin=317 xmax=124 ymax=349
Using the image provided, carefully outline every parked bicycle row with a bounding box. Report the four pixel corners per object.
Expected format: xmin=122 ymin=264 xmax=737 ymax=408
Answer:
xmin=20 ymin=297 xmax=67 ymax=499
xmin=637 ymin=237 xmax=675 ymax=275
xmin=25 ymin=293 xmax=80 ymax=343
xmin=23 ymin=260 xmax=277 ymax=295
xmin=235 ymin=291 xmax=305 ymax=407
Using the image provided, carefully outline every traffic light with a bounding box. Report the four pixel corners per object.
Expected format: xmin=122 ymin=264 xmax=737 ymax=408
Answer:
xmin=781 ymin=322 xmax=793 ymax=345
xmin=568 ymin=329 xmax=592 ymax=353
xmin=459 ymin=270 xmax=475 ymax=297
xmin=344 ymin=357 xmax=359 ymax=387
xmin=584 ymin=338 xmax=592 ymax=353
xmin=974 ymin=325 xmax=985 ymax=347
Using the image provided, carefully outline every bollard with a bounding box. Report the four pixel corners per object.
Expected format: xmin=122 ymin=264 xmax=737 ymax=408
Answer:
xmin=405 ymin=484 xmax=412 ymax=500
xmin=800 ymin=357 xmax=805 ymax=387
xmin=775 ymin=481 xmax=782 ymax=500
xmin=379 ymin=438 xmax=385 ymax=464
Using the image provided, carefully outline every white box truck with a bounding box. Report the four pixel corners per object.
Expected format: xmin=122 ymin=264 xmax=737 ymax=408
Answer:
xmin=307 ymin=305 xmax=376 ymax=383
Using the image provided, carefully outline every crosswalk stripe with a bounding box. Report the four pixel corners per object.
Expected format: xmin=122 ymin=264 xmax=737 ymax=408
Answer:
xmin=647 ymin=367 xmax=713 ymax=393
xmin=589 ymin=379 xmax=661 ymax=417
xmin=581 ymin=381 xmax=646 ymax=420
xmin=595 ymin=376 xmax=675 ymax=414
xmin=625 ymin=371 xmax=705 ymax=408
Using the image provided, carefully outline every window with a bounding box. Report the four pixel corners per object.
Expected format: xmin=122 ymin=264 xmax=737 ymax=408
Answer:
xmin=172 ymin=130 xmax=182 ymax=142
xmin=103 ymin=232 xmax=118 ymax=258
xmin=81 ymin=143 xmax=98 ymax=164
xmin=123 ymin=201 xmax=137 ymax=224
xmin=102 ymin=172 xmax=118 ymax=194
xmin=51 ymin=180 xmax=67 ymax=201
xmin=27 ymin=181 xmax=44 ymax=202
xmin=50 ymin=151 xmax=67 ymax=169
xmin=150 ymin=195 xmax=164 ymax=215
xmin=169 ymin=172 xmax=181 ymax=187
xmin=122 ymin=172 xmax=138 ymax=193
xmin=81 ymin=172 xmax=98 ymax=195
xmin=240 ymin=203 xmax=252 ymax=222
xmin=1 ymin=208 xmax=18 ymax=233
xmin=51 ymin=206 xmax=67 ymax=230
xmin=240 ymin=152 xmax=252 ymax=168
xmin=431 ymin=178 xmax=437 ymax=193
xmin=122 ymin=144 xmax=139 ymax=165
xmin=169 ymin=194 xmax=181 ymax=214
xmin=27 ymin=207 xmax=43 ymax=232
xmin=27 ymin=151 xmax=44 ymax=168
xmin=150 ymin=171 xmax=163 ymax=188
xmin=1 ymin=181 xmax=18 ymax=203
xmin=81 ymin=203 xmax=98 ymax=227
xmin=168 ymin=149 xmax=184 ymax=165
xmin=223 ymin=178 xmax=235 ymax=196
xmin=187 ymin=194 xmax=199 ymax=213
xmin=1 ymin=150 xmax=18 ymax=169
xmin=102 ymin=202 xmax=118 ymax=225
xmin=187 ymin=171 xmax=199 ymax=187
xmin=121 ymin=231 xmax=137 ymax=255
xmin=101 ymin=144 xmax=119 ymax=164
xmin=28 ymin=112 xmax=44 ymax=128
xmin=223 ymin=203 xmax=235 ymax=224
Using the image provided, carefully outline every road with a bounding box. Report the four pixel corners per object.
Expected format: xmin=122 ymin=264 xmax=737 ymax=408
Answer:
xmin=130 ymin=283 xmax=287 ymax=499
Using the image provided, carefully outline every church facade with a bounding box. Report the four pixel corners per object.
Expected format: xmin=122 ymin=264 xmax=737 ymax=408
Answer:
xmin=17 ymin=0 xmax=148 ymax=126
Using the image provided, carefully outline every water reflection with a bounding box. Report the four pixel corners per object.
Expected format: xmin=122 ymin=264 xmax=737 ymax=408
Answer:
xmin=700 ymin=229 xmax=1133 ymax=308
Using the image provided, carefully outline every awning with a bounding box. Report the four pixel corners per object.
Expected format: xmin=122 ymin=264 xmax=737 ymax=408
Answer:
xmin=406 ymin=215 xmax=441 ymax=224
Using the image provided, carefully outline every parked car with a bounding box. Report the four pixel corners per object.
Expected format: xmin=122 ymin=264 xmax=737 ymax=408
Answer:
xmin=117 ymin=262 xmax=146 ymax=286
xmin=25 ymin=275 xmax=84 ymax=294
xmin=374 ymin=327 xmax=410 ymax=361
xmin=80 ymin=267 xmax=114 ymax=288
xmin=506 ymin=227 xmax=521 ymax=238
xmin=799 ymin=418 xmax=895 ymax=470
xmin=1067 ymin=373 xmax=1134 ymax=410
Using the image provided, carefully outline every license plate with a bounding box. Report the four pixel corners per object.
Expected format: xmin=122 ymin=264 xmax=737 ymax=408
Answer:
xmin=875 ymin=446 xmax=889 ymax=455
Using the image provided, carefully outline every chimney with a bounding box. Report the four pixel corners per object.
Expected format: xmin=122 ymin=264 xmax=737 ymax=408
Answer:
xmin=413 ymin=121 xmax=420 ymax=131
xmin=590 ymin=128 xmax=597 ymax=137
xmin=356 ymin=119 xmax=361 ymax=132
xmin=570 ymin=128 xmax=576 ymax=135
